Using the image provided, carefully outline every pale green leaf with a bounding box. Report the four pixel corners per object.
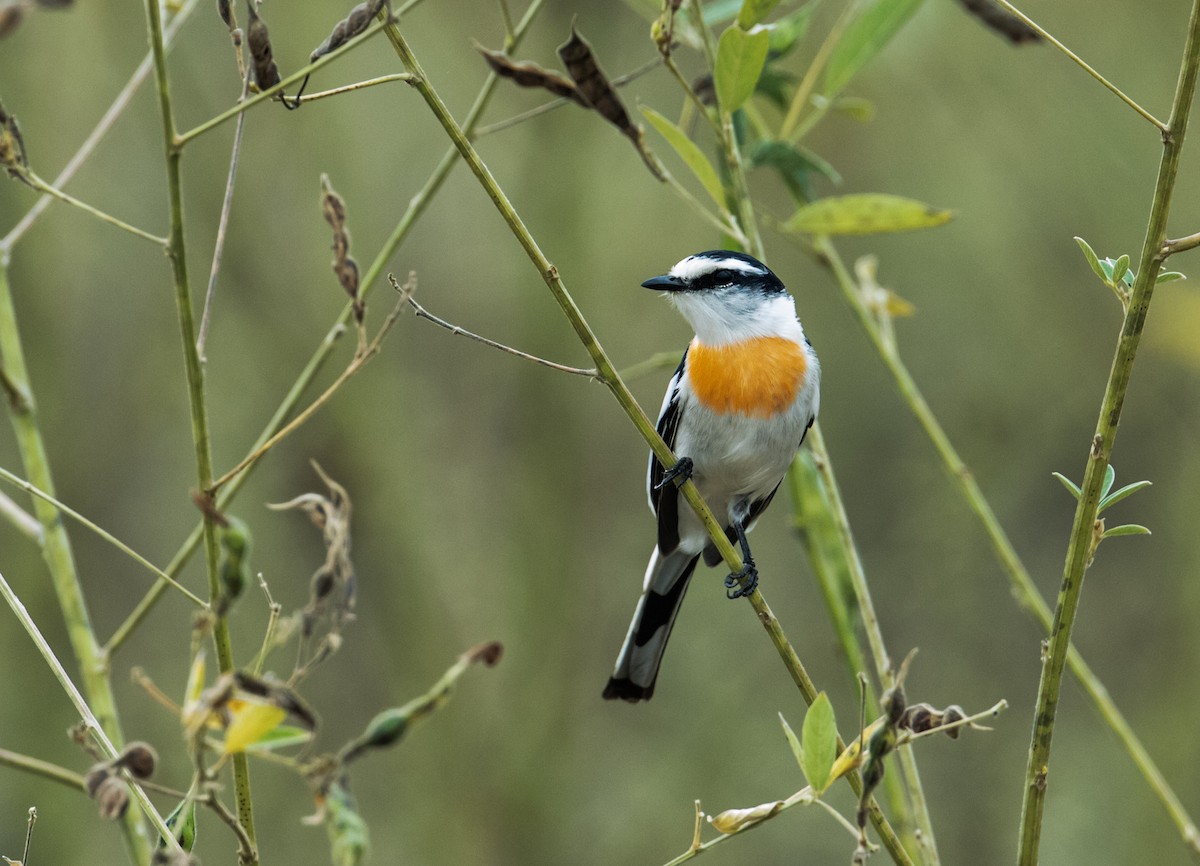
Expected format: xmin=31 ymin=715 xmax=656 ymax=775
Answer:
xmin=1074 ymin=236 xmax=1107 ymax=283
xmin=715 ymin=24 xmax=771 ymax=112
xmin=1052 ymin=471 xmax=1081 ymax=500
xmin=824 ymin=0 xmax=925 ymax=97
xmin=1100 ymin=463 xmax=1116 ymax=501
xmin=702 ymin=0 xmax=745 ymax=25
xmin=641 ymin=106 xmax=726 ymax=208
xmin=1156 ymin=270 xmax=1186 ymax=284
xmin=800 ymin=692 xmax=838 ymax=793
xmin=1102 ymin=523 xmax=1152 ymax=538
xmin=1111 ymin=254 xmax=1130 ymax=289
xmin=779 ymin=712 xmax=805 ymax=771
xmin=1099 ymin=479 xmax=1152 ymax=512
xmin=783 ymin=193 xmax=951 ymax=235
xmin=768 ymin=4 xmax=818 ymax=56
xmin=832 ymin=95 xmax=875 ymax=121
xmin=242 ymin=724 xmax=314 ymax=752
xmin=737 ymin=0 xmax=784 ymax=28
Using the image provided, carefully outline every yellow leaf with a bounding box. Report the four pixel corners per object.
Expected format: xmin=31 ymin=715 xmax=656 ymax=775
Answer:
xmin=224 ymin=700 xmax=287 ymax=754
xmin=826 ymin=717 xmax=887 ymax=785
xmin=784 ymin=194 xmax=952 ymax=236
xmin=708 ymin=800 xmax=784 ymax=834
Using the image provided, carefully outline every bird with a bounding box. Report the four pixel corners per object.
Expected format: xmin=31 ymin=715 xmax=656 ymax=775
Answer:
xmin=603 ymin=250 xmax=820 ymax=703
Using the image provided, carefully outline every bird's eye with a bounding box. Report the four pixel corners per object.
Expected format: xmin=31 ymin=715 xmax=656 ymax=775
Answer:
xmin=711 ymin=268 xmax=735 ymax=286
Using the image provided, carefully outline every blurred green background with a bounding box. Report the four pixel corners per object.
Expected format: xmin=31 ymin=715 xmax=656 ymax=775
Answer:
xmin=2 ymin=0 xmax=1200 ymax=863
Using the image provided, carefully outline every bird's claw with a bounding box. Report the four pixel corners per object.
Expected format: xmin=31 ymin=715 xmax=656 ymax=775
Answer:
xmin=656 ymin=456 xmax=694 ymax=490
xmin=724 ymin=561 xmax=758 ymax=599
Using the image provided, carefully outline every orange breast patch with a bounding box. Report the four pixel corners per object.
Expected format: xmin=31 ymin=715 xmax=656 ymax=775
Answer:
xmin=686 ymin=336 xmax=808 ymax=418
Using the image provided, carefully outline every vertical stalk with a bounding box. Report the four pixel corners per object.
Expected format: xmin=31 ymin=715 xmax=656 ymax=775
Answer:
xmin=141 ymin=1 xmax=257 ymax=861
xmin=0 ymin=264 xmax=151 ymax=865
xmin=1017 ymin=3 xmax=1200 ymax=862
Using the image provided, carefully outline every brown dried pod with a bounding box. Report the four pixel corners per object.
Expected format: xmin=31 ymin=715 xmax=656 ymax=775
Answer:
xmin=84 ymin=765 xmax=110 ymax=798
xmin=94 ymin=775 xmax=131 ymax=820
xmin=114 ymin=741 xmax=158 ymax=779
xmin=0 ymin=6 xmax=24 ymax=39
xmin=217 ymin=0 xmax=231 ymax=28
xmin=309 ymin=0 xmax=388 ymax=62
xmin=245 ymin=2 xmax=281 ymax=91
xmin=320 ymin=175 xmax=363 ymax=322
xmin=0 ymin=100 xmax=30 ymax=178
xmin=556 ymin=25 xmax=637 ymax=140
xmin=474 ymin=43 xmax=587 ymax=106
xmin=957 ymin=0 xmax=1040 ymax=44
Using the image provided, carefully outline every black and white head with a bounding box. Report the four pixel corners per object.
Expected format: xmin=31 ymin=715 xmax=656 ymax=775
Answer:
xmin=641 ymin=250 xmax=803 ymax=346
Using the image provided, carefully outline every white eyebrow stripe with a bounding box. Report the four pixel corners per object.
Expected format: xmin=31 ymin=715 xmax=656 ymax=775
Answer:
xmin=669 ymin=255 xmax=764 ymax=282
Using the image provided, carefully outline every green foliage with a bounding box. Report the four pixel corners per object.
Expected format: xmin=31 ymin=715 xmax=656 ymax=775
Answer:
xmin=799 ymin=692 xmax=838 ymax=793
xmin=641 ymin=106 xmax=726 ymax=207
xmin=783 ymin=193 xmax=951 ymax=235
xmin=715 ymin=24 xmax=771 ymax=112
xmin=824 ymin=0 xmax=926 ymax=98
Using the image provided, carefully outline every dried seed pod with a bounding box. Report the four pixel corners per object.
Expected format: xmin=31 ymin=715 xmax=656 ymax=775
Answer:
xmin=84 ymin=765 xmax=110 ymax=798
xmin=474 ymin=43 xmax=587 ymax=106
xmin=309 ymin=0 xmax=388 ymax=62
xmin=320 ymin=175 xmax=363 ymax=324
xmin=957 ymin=0 xmax=1040 ymax=44
xmin=245 ymin=2 xmax=280 ymax=91
xmin=0 ymin=100 xmax=30 ymax=179
xmin=216 ymin=0 xmax=231 ymax=27
xmin=0 ymin=7 xmax=24 ymax=39
xmin=94 ymin=775 xmax=131 ymax=820
xmin=114 ymin=741 xmax=158 ymax=779
xmin=217 ymin=516 xmax=251 ymax=615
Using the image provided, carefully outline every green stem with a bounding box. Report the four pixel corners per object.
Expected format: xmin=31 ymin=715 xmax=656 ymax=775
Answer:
xmin=0 ymin=570 xmax=180 ymax=856
xmin=13 ymin=170 xmax=168 ymax=246
xmin=102 ymin=0 xmax=549 ymax=660
xmin=991 ymin=0 xmax=1167 ymax=132
xmin=0 ymin=747 xmax=87 ymax=792
xmin=1017 ymin=4 xmax=1200 ymax=863
xmin=809 ymin=235 xmax=1200 ymax=853
xmin=381 ymin=20 xmax=912 ymax=866
xmin=0 ymin=265 xmax=150 ymax=864
xmin=142 ymin=0 xmax=256 ymax=861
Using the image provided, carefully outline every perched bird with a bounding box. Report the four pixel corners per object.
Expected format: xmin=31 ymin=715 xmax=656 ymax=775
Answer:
xmin=603 ymin=251 xmax=820 ymax=702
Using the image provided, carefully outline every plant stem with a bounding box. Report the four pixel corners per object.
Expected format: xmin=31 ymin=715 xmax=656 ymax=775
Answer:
xmin=1017 ymin=4 xmax=1200 ymax=863
xmin=0 ymin=747 xmax=86 ymax=791
xmin=808 ymin=235 xmax=1200 ymax=854
xmin=991 ymin=0 xmax=1167 ymax=133
xmin=103 ymin=0 xmax=550 ymax=660
xmin=11 ymin=171 xmax=168 ymax=246
xmin=0 ymin=570 xmax=180 ymax=857
xmin=141 ymin=1 xmax=257 ymax=861
xmin=380 ymin=21 xmax=913 ymax=866
xmin=0 ymin=264 xmax=150 ymax=864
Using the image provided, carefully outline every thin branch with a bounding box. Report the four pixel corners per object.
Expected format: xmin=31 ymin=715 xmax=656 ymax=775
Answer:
xmin=1018 ymin=3 xmax=1200 ymax=862
xmin=293 ymin=73 xmax=414 ymax=104
xmin=1162 ymin=230 xmax=1200 ymax=256
xmin=0 ymin=570 xmax=182 ymax=855
xmin=12 ymin=170 xmax=168 ymax=247
xmin=197 ymin=75 xmax=251 ymax=361
xmin=0 ymin=465 xmax=208 ymax=608
xmin=991 ymin=0 xmax=1168 ymax=133
xmin=0 ymin=487 xmax=42 ymax=543
xmin=407 ymin=294 xmax=598 ymax=378
xmin=0 ymin=747 xmax=86 ymax=791
xmin=0 ymin=0 xmax=201 ymax=251
xmin=102 ymin=0 xmax=550 ymax=660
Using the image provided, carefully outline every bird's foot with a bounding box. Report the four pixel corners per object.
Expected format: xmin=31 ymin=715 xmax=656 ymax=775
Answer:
xmin=656 ymin=456 xmax=694 ymax=490
xmin=724 ymin=560 xmax=758 ymax=599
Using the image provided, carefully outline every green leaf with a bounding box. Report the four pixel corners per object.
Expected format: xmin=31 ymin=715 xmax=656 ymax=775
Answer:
xmin=779 ymin=712 xmax=805 ymax=771
xmin=702 ymin=0 xmax=745 ymax=25
xmin=1099 ymin=479 xmax=1152 ymax=512
xmin=1102 ymin=523 xmax=1152 ymax=538
xmin=801 ymin=692 xmax=838 ymax=793
xmin=737 ymin=0 xmax=784 ymax=28
xmin=751 ymin=139 xmax=841 ymax=201
xmin=1100 ymin=463 xmax=1116 ymax=501
xmin=832 ymin=95 xmax=875 ymax=121
xmin=241 ymin=724 xmax=314 ymax=752
xmin=824 ymin=0 xmax=925 ymax=98
xmin=767 ymin=4 xmax=818 ymax=56
xmin=783 ymin=193 xmax=951 ymax=235
xmin=641 ymin=107 xmax=726 ymax=208
xmin=755 ymin=66 xmax=797 ymax=110
xmin=325 ymin=782 xmax=370 ymax=866
xmin=1052 ymin=471 xmax=1081 ymax=500
xmin=715 ymin=24 xmax=771 ymax=112
xmin=1074 ymin=236 xmax=1108 ymax=283
xmin=160 ymin=799 xmax=198 ymax=852
xmin=1156 ymin=270 xmax=1187 ymax=284
xmin=1111 ymin=254 xmax=1131 ymax=288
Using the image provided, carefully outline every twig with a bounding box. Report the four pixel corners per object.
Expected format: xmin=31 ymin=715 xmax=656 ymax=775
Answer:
xmin=407 ymin=294 xmax=598 ymax=378
xmin=0 ymin=465 xmax=207 ymax=608
xmin=101 ymin=0 xmax=550 ymax=660
xmin=0 ymin=0 xmax=201 ymax=251
xmin=1162 ymin=230 xmax=1200 ymax=256
xmin=293 ymin=73 xmax=414 ymax=103
xmin=0 ymin=570 xmax=182 ymax=855
xmin=1018 ymin=3 xmax=1200 ymax=862
xmin=0 ymin=747 xmax=86 ymax=791
xmin=10 ymin=170 xmax=167 ymax=247
xmin=208 ymin=281 xmax=412 ymax=494
xmin=0 ymin=487 xmax=42 ymax=543
xmin=991 ymin=0 xmax=1167 ymax=133
xmin=197 ymin=75 xmax=251 ymax=361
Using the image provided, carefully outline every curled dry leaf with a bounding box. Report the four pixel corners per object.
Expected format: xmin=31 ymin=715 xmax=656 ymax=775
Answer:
xmin=320 ymin=174 xmax=363 ymax=325
xmin=709 ymin=800 xmax=784 ymax=833
xmin=311 ymin=0 xmax=390 ymax=62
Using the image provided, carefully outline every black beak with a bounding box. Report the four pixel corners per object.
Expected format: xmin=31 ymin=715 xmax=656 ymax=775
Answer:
xmin=641 ymin=274 xmax=686 ymax=291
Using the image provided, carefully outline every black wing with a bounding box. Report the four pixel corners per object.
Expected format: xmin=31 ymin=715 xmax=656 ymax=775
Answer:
xmin=649 ymin=350 xmax=687 ymax=553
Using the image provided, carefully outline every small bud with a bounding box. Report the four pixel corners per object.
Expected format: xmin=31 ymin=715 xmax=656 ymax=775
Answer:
xmin=115 ymin=741 xmax=158 ymax=779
